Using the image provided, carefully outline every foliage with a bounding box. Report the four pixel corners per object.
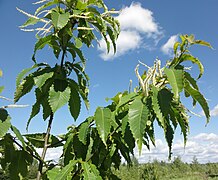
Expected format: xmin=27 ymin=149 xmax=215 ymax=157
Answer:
xmin=113 ymin=158 xmax=218 ymax=180
xmin=0 ymin=0 xmax=212 ymax=179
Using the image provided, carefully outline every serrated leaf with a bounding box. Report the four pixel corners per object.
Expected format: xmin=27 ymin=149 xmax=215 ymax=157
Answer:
xmin=180 ymin=54 xmax=204 ymax=79
xmin=171 ymin=103 xmax=189 ymax=145
xmin=95 ymin=107 xmax=111 ymax=146
xmin=165 ymin=124 xmax=174 ymax=160
xmin=151 ymin=86 xmax=165 ymax=128
xmin=0 ymin=113 xmax=11 ymax=138
xmin=68 ymin=85 xmax=81 ymax=120
xmin=85 ymin=136 xmax=94 ymax=161
xmin=49 ymin=86 xmax=71 ymax=113
xmin=55 ymin=160 xmax=78 ymax=180
xmin=51 ymin=12 xmax=70 ymax=29
xmin=164 ymin=68 xmax=184 ymax=100
xmin=158 ymin=88 xmax=173 ymax=116
xmin=184 ymin=71 xmax=199 ymax=106
xmin=128 ymin=96 xmax=148 ymax=154
xmin=121 ymin=115 xmax=129 ymax=136
xmin=78 ymin=117 xmax=93 ymax=145
xmin=16 ymin=64 xmax=39 ymax=87
xmin=34 ymin=72 xmax=54 ymax=89
xmin=82 ymin=162 xmax=102 ymax=180
xmin=118 ymin=92 xmax=137 ymax=108
xmin=184 ymin=79 xmax=210 ymax=123
xmin=14 ymin=76 xmax=34 ymax=103
xmin=11 ymin=126 xmax=26 ymax=150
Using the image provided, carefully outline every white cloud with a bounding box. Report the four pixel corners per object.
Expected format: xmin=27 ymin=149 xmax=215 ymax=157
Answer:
xmin=98 ymin=30 xmax=142 ymax=60
xmin=134 ymin=133 xmax=218 ymax=164
xmin=161 ymin=35 xmax=179 ymax=56
xmin=117 ymin=3 xmax=159 ymax=35
xmin=210 ymin=104 xmax=218 ymax=116
xmin=37 ymin=147 xmax=62 ymax=162
xmin=98 ymin=2 xmax=163 ymax=60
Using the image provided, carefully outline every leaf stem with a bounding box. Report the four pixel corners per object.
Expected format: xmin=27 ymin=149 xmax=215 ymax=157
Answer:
xmin=36 ymin=113 xmax=54 ymax=180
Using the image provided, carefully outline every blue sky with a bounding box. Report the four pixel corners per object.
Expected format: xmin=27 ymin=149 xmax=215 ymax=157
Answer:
xmin=1 ymin=0 xmax=218 ymax=163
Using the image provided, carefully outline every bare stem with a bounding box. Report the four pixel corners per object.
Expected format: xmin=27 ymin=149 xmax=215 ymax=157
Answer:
xmin=36 ymin=113 xmax=54 ymax=180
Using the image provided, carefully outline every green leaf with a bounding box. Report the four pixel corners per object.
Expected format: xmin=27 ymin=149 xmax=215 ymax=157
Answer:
xmin=11 ymin=126 xmax=26 ymax=150
xmin=51 ymin=12 xmax=70 ymax=29
xmin=14 ymin=76 xmax=34 ymax=103
xmin=128 ymin=96 xmax=148 ymax=154
xmin=78 ymin=117 xmax=93 ymax=145
xmin=164 ymin=68 xmax=184 ymax=100
xmin=195 ymin=40 xmax=213 ymax=48
xmin=34 ymin=72 xmax=54 ymax=89
xmin=184 ymin=80 xmax=210 ymax=123
xmin=0 ymin=112 xmax=11 ymax=138
xmin=173 ymin=42 xmax=180 ymax=55
xmin=0 ymin=108 xmax=9 ymax=121
xmin=68 ymin=85 xmax=81 ymax=120
xmin=184 ymin=71 xmax=199 ymax=106
xmin=158 ymin=88 xmax=173 ymax=117
xmin=180 ymin=54 xmax=204 ymax=79
xmin=75 ymin=37 xmax=83 ymax=48
xmin=25 ymin=133 xmax=63 ymax=148
xmin=49 ymin=86 xmax=71 ymax=113
xmin=171 ymin=102 xmax=189 ymax=145
xmin=117 ymin=92 xmax=137 ymax=108
xmin=82 ymin=162 xmax=102 ymax=180
xmin=151 ymin=86 xmax=165 ymax=128
xmin=16 ymin=64 xmax=39 ymax=87
xmin=107 ymin=26 xmax=116 ymax=53
xmin=47 ymin=167 xmax=59 ymax=180
xmin=184 ymin=72 xmax=199 ymax=90
xmin=20 ymin=17 xmax=40 ymax=28
xmin=0 ymin=86 xmax=4 ymax=93
xmin=85 ymin=136 xmax=94 ymax=161
xmin=35 ymin=0 xmax=59 ymax=15
xmin=68 ymin=43 xmax=86 ymax=65
xmin=165 ymin=123 xmax=174 ymax=159
xmin=54 ymin=160 xmax=78 ymax=180
xmin=94 ymin=107 xmax=111 ymax=146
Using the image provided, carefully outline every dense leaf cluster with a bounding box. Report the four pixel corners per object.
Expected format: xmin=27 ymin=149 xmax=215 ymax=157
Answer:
xmin=0 ymin=0 xmax=212 ymax=179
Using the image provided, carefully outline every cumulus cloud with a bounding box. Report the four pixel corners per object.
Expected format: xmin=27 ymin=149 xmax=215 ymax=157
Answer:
xmin=98 ymin=2 xmax=163 ymax=60
xmin=134 ymin=133 xmax=218 ymax=164
xmin=210 ymin=104 xmax=218 ymax=117
xmin=161 ymin=34 xmax=179 ymax=56
xmin=98 ymin=30 xmax=142 ymax=60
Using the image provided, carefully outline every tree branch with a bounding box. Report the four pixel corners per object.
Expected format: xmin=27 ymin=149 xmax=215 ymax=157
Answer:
xmin=36 ymin=113 xmax=54 ymax=180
